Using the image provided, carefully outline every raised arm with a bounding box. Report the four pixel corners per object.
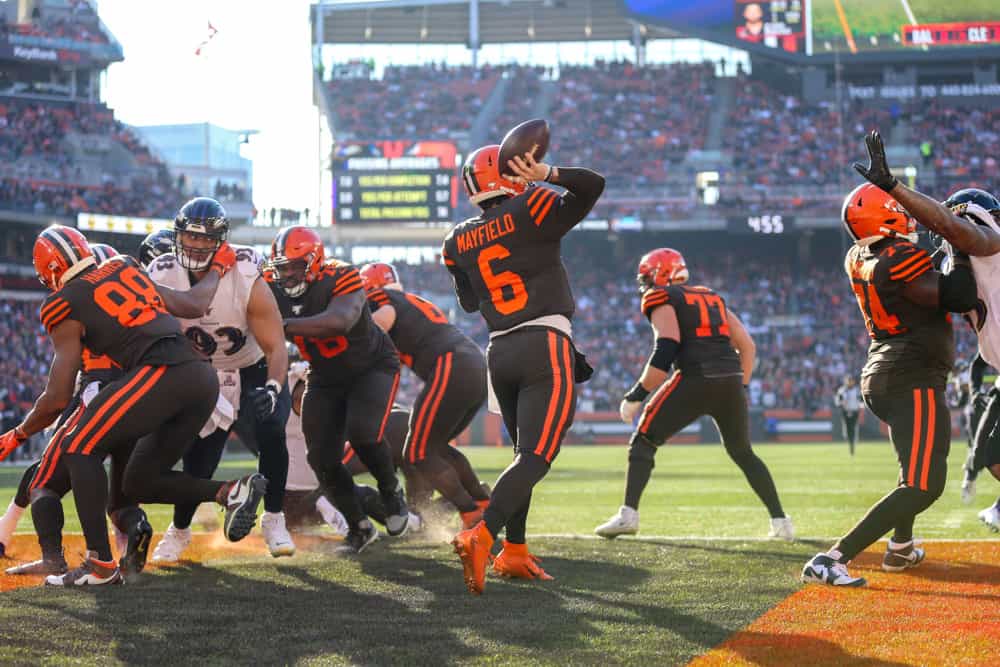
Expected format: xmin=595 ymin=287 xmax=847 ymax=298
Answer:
xmin=853 ymin=129 xmax=1000 ymax=256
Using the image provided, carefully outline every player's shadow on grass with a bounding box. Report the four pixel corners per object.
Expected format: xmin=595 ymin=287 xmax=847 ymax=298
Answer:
xmin=712 ymin=630 xmax=912 ymax=667
xmin=358 ymin=541 xmax=750 ymax=660
xmin=636 ymin=538 xmax=815 ymax=564
xmin=6 ymin=561 xmax=482 ymax=666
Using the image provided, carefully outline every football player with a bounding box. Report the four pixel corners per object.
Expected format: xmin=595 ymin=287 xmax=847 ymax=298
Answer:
xmin=0 ymin=243 xmax=149 ymax=576
xmin=594 ymin=249 xmax=792 ymax=540
xmin=960 ymin=353 xmax=994 ymax=503
xmin=0 ymin=225 xmax=265 ymax=586
xmin=267 ymin=226 xmax=408 ymax=554
xmin=146 ymin=197 xmax=292 ymax=561
xmin=802 ymin=137 xmax=979 ymax=586
xmin=138 ymin=228 xmax=175 ymax=268
xmin=283 ymin=361 xmax=421 ymax=533
xmin=359 ymin=262 xmax=490 ymax=526
xmin=443 ymin=147 xmax=604 ymax=594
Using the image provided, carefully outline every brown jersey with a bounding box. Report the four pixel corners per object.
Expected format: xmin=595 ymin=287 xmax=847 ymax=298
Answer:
xmin=80 ymin=348 xmax=123 ymax=385
xmin=641 ymin=285 xmax=742 ymax=378
xmin=367 ymin=288 xmax=478 ymax=381
xmin=39 ymin=255 xmax=198 ymax=370
xmin=442 ymin=168 xmax=604 ymax=332
xmin=268 ymin=260 xmax=397 ymax=382
xmin=845 ymin=239 xmax=953 ymax=391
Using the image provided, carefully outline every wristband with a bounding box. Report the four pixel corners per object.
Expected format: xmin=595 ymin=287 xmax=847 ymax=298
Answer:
xmin=543 ymin=165 xmax=554 ymax=183
xmin=265 ymin=379 xmax=282 ymax=395
xmin=624 ymin=383 xmax=650 ymax=403
xmin=13 ymin=425 xmax=28 ymax=441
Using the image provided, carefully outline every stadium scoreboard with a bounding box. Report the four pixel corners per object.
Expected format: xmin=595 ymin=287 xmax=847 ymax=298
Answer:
xmin=332 ymin=140 xmax=458 ymax=224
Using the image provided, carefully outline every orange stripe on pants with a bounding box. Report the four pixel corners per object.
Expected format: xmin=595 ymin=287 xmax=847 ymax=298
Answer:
xmin=407 ymin=359 xmax=443 ymax=463
xmin=534 ymin=332 xmax=564 ymax=457
xmin=31 ymin=405 xmax=84 ymax=491
xmin=417 ymin=352 xmax=452 ymax=460
xmin=66 ymin=366 xmax=153 ymax=454
xmin=376 ymin=371 xmax=401 ymax=443
xmin=639 ymin=371 xmax=682 ymax=435
xmin=907 ymin=388 xmax=923 ymax=487
xmin=543 ymin=337 xmax=574 ymax=462
xmin=82 ymin=366 xmax=166 ymax=455
xmin=919 ymin=389 xmax=936 ymax=491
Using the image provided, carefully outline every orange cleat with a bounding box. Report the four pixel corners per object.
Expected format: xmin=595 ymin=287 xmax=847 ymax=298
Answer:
xmin=492 ymin=541 xmax=553 ymax=580
xmin=451 ymin=520 xmax=494 ymax=595
xmin=460 ymin=499 xmax=490 ymax=529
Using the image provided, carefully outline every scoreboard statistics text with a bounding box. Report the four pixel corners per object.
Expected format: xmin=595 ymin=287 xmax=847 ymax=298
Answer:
xmin=332 ymin=140 xmax=458 ymax=224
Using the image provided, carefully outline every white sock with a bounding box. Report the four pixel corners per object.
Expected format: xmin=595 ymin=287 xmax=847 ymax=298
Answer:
xmin=888 ymin=538 xmax=912 ymax=550
xmin=315 ymin=495 xmax=339 ymax=524
xmin=263 ymin=511 xmax=283 ymax=520
xmin=0 ymin=500 xmax=25 ymax=545
xmin=826 ymin=549 xmax=844 ymax=562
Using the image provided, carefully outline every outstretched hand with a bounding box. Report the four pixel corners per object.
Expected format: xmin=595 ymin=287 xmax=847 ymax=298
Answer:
xmin=852 ymin=129 xmax=898 ymax=193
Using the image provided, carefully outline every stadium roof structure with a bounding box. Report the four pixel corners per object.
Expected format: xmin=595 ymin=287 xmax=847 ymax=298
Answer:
xmin=311 ymin=0 xmax=680 ymax=46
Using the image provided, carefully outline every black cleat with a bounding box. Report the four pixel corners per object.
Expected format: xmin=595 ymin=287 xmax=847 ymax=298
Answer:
xmin=223 ymin=473 xmax=268 ymax=542
xmin=336 ymin=521 xmax=378 ymax=555
xmin=382 ymin=487 xmax=409 ymax=537
xmin=120 ymin=511 xmax=153 ymax=576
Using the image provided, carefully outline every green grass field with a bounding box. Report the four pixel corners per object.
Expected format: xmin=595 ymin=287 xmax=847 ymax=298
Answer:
xmin=811 ymin=0 xmax=1000 ymax=50
xmin=1 ymin=442 xmax=997 ymax=666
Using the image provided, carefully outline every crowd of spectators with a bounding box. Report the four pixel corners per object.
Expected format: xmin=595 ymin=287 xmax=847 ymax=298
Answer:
xmin=1 ymin=0 xmax=108 ymax=45
xmin=723 ymin=76 xmax=892 ymax=188
xmin=549 ymin=61 xmax=715 ymax=190
xmin=0 ymin=99 xmax=184 ymax=217
xmin=326 ymin=64 xmax=501 ymax=140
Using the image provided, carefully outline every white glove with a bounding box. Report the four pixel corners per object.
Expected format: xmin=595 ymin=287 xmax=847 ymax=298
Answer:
xmin=619 ymin=399 xmax=643 ymax=425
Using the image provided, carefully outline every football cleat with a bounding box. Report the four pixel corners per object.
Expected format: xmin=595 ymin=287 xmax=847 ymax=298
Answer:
xmin=45 ymin=551 xmax=123 ymax=587
xmin=151 ymin=523 xmax=192 ymax=563
xmin=119 ymin=510 xmax=153 ymax=576
xmin=452 ymin=520 xmax=494 ymax=595
xmin=768 ymin=516 xmax=795 ymax=541
xmin=978 ymin=504 xmax=1000 ymax=532
xmin=336 ymin=520 xmax=378 ymax=555
xmin=594 ymin=505 xmax=639 ymax=539
xmin=261 ymin=512 xmax=296 ymax=558
xmin=882 ymin=539 xmax=925 ymax=572
xmin=319 ymin=504 xmax=349 ymax=537
xmin=6 ymin=550 xmax=68 ymax=576
xmin=492 ymin=541 xmax=553 ymax=580
xmin=961 ymin=478 xmax=977 ymax=505
xmin=407 ymin=511 xmax=424 ymax=533
xmin=223 ymin=473 xmax=268 ymax=542
xmin=801 ymin=553 xmax=866 ymax=587
xmin=382 ymin=486 xmax=409 ymax=537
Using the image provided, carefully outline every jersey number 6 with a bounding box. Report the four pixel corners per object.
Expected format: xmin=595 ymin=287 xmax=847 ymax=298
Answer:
xmin=478 ymin=244 xmax=527 ymax=315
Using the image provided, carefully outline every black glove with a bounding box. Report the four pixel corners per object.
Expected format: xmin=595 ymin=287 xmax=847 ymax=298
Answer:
xmin=852 ymin=130 xmax=898 ymax=193
xmin=249 ymin=380 xmax=281 ymax=420
xmin=573 ymin=349 xmax=594 ymax=384
xmin=973 ymin=391 xmax=990 ymax=413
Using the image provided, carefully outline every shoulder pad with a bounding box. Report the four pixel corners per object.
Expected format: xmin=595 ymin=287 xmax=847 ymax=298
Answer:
xmin=641 ymin=288 xmax=671 ymax=318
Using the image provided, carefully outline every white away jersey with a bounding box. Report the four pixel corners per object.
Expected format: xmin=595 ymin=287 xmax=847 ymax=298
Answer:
xmin=284 ymin=403 xmax=319 ymax=491
xmin=147 ymin=245 xmax=264 ymax=371
xmin=966 ymin=208 xmax=1000 ymax=369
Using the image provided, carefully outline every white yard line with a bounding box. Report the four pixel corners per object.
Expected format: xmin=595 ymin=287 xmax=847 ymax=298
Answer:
xmin=899 ymin=0 xmax=919 ymax=26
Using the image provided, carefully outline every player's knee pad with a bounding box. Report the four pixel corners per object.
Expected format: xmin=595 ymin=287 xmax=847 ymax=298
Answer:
xmin=627 ymin=433 xmax=657 ymax=466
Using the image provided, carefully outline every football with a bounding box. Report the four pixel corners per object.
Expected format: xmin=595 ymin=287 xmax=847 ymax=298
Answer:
xmin=498 ymin=118 xmax=550 ymax=178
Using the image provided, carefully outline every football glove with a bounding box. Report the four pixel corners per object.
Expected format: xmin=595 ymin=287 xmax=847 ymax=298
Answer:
xmin=210 ymin=242 xmax=237 ymax=277
xmin=249 ymin=380 xmax=281 ymax=420
xmin=619 ymin=399 xmax=643 ymax=425
xmin=852 ymin=130 xmax=898 ymax=193
xmin=0 ymin=427 xmax=28 ymax=463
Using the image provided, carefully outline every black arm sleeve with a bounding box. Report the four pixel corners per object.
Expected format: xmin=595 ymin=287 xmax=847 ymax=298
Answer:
xmin=449 ymin=267 xmax=479 ymax=313
xmin=938 ymin=263 xmax=978 ymax=313
xmin=971 ymin=353 xmax=988 ymax=394
xmin=546 ymin=167 xmax=605 ymax=235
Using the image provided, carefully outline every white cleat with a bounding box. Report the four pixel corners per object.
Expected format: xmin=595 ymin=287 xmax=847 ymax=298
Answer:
xmin=261 ymin=512 xmax=296 ymax=557
xmin=594 ymin=505 xmax=639 ymax=539
xmin=768 ymin=515 xmax=795 ymax=541
xmin=978 ymin=505 xmax=1000 ymax=533
xmin=151 ymin=523 xmax=192 ymax=563
xmin=801 ymin=553 xmax=866 ymax=587
xmin=407 ymin=511 xmax=424 ymax=533
xmin=961 ymin=479 xmax=977 ymax=505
